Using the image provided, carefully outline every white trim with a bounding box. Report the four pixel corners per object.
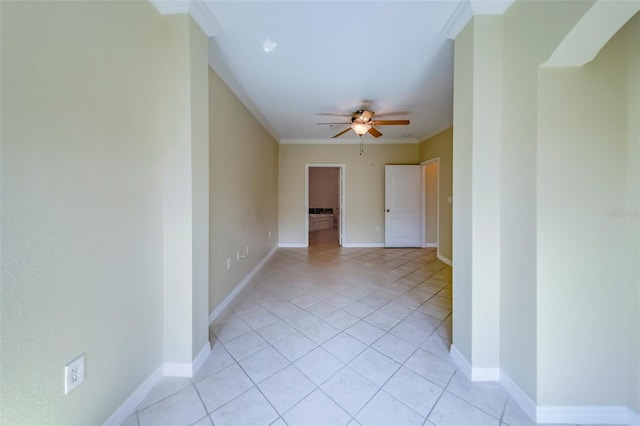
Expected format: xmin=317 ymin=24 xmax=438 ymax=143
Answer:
xmin=438 ymin=253 xmax=453 ymax=266
xmin=423 ymin=243 xmax=438 ymax=248
xmin=536 ymin=405 xmax=634 ymax=425
xmin=149 ymin=0 xmax=221 ymax=37
xmin=163 ymin=362 xmax=192 ymax=377
xmin=500 ymin=369 xmax=537 ymax=421
xmin=279 ymin=138 xmax=419 ymax=145
xmin=278 ymin=243 xmax=307 ymax=248
xmin=209 ymin=245 xmax=278 ymax=324
xmin=188 ymin=0 xmax=222 ymax=37
xmin=449 ymin=344 xmax=472 ymax=379
xmin=149 ymin=0 xmax=190 ymax=14
xmin=440 ymin=0 xmax=473 ymax=40
xmin=342 ymin=243 xmax=385 ymax=248
xmin=103 ymin=366 xmax=163 ymax=426
xmin=472 ymin=367 xmax=500 ymax=381
xmin=191 ymin=342 xmax=211 ymax=376
xmin=471 ymin=0 xmax=516 ymax=15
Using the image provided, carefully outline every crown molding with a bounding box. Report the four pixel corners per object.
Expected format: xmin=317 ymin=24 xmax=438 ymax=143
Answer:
xmin=150 ymin=0 xmax=221 ymax=37
xmin=440 ymin=0 xmax=515 ymax=40
xmin=279 ymin=138 xmax=419 ymax=145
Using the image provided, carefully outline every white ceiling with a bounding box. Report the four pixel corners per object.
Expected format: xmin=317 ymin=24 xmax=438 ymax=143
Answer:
xmin=154 ymin=0 xmax=514 ymax=144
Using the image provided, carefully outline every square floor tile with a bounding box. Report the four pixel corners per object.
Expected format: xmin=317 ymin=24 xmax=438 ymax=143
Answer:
xmin=137 ymin=377 xmax=192 ymax=410
xmin=271 ymin=332 xmax=317 ymax=361
xmin=322 ymin=332 xmax=368 ymax=363
xmin=256 ymin=319 xmax=297 ymax=344
xmin=211 ymin=387 xmax=278 ymax=426
xmin=383 ymin=367 xmax=442 ymax=416
xmin=305 ymin=301 xmax=338 ymax=319
xmin=324 ymin=310 xmax=360 ymax=330
xmin=238 ymin=306 xmax=280 ymax=330
xmin=195 ymin=364 xmax=254 ymax=413
xmin=239 ymin=346 xmax=290 ymax=383
xmin=364 ymin=311 xmax=401 ymax=331
xmin=320 ymin=367 xmax=378 ymax=416
xmin=345 ymin=321 xmax=385 ymax=346
xmin=342 ymin=302 xmax=376 ymax=319
xmin=291 ymin=294 xmax=320 ymax=309
xmin=403 ymin=311 xmax=440 ymax=332
xmin=284 ymin=310 xmax=320 ymax=330
xmin=224 ymin=331 xmax=269 ymax=360
xmin=283 ymin=389 xmax=351 ymax=426
xmin=268 ymin=301 xmax=301 ymax=318
xmin=301 ymin=320 xmax=341 ymax=345
xmin=378 ymin=301 xmax=415 ymax=319
xmin=258 ymin=365 xmax=316 ymax=415
xmin=138 ymin=386 xmax=206 ymax=426
xmin=404 ymin=348 xmax=456 ymax=388
xmin=192 ymin=416 xmax=213 ymax=426
xmin=421 ymin=334 xmax=452 ymax=360
xmin=294 ymin=347 xmax=344 ymax=385
xmin=325 ymin=294 xmax=356 ymax=309
xmin=428 ymin=391 xmax=499 ymax=425
xmin=212 ymin=317 xmax=252 ymax=343
xmin=348 ymin=348 xmax=400 ymax=386
xmin=389 ymin=321 xmax=431 ymax=346
xmin=194 ymin=341 xmax=236 ymax=383
xmin=446 ymin=370 xmax=507 ymax=419
xmin=355 ymin=390 xmax=424 ymax=426
xmin=371 ymin=333 xmax=417 ymax=363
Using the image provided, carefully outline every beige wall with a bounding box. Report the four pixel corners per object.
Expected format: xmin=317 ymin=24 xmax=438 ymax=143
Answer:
xmin=420 ymin=127 xmax=453 ymax=260
xmin=538 ymin=10 xmax=640 ymax=407
xmin=279 ymin=143 xmax=419 ymax=246
xmin=209 ymin=69 xmax=279 ymax=313
xmin=0 ymin=1 xmax=202 ymax=423
xmin=309 ymin=167 xmax=339 ymax=210
xmin=424 ymin=162 xmax=438 ymax=245
xmin=455 ymin=0 xmax=639 ymax=419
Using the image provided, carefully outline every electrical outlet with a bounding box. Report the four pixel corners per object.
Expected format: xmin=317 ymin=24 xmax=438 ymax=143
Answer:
xmin=64 ymin=354 xmax=85 ymax=394
xmin=226 ymin=257 xmax=231 ymax=270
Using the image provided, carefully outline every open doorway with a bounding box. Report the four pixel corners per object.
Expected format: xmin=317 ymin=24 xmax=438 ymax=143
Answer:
xmin=306 ymin=164 xmax=344 ymax=247
xmin=421 ymin=158 xmax=439 ymax=249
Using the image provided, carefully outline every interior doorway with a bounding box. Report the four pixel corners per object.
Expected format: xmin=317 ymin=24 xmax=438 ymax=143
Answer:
xmin=421 ymin=158 xmax=440 ymax=249
xmin=306 ymin=164 xmax=344 ymax=247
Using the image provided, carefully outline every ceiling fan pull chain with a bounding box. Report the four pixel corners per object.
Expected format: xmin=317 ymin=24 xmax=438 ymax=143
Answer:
xmin=360 ymin=135 xmax=363 ymax=156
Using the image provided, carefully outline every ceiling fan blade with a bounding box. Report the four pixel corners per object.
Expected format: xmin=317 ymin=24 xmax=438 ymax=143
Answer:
xmin=316 ymin=113 xmax=351 ymax=117
xmin=374 ymin=111 xmax=410 ymax=118
xmin=332 ymin=127 xmax=352 ymax=138
xmin=372 ymin=120 xmax=410 ymax=125
xmin=317 ymin=122 xmax=350 ymax=125
xmin=368 ymin=127 xmax=383 ymax=138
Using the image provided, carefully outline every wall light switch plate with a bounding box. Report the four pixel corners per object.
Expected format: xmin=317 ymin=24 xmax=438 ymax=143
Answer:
xmin=64 ymin=354 xmax=85 ymax=394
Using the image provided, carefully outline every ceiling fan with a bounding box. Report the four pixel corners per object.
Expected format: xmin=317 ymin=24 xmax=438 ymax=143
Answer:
xmin=317 ymin=109 xmax=410 ymax=139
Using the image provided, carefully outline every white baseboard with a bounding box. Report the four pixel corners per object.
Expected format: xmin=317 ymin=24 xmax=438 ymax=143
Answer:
xmin=500 ymin=368 xmax=638 ymax=425
xmin=536 ymin=405 xmax=634 ymax=424
xmin=103 ymin=365 xmax=163 ymax=426
xmin=278 ymin=243 xmax=307 ymax=248
xmin=209 ymin=245 xmax=278 ymax=325
xmin=437 ymin=253 xmax=452 ymax=266
xmin=449 ymin=344 xmax=499 ymax=381
xmin=423 ymin=243 xmax=437 ymax=248
xmin=342 ymin=243 xmax=385 ymax=248
xmin=449 ymin=344 xmax=472 ymax=379
xmin=191 ymin=342 xmax=211 ymax=376
xmin=500 ymin=369 xmax=537 ymax=421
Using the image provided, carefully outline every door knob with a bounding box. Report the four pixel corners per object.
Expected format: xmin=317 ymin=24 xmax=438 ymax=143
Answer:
xmin=386 ymin=209 xmax=390 ymax=213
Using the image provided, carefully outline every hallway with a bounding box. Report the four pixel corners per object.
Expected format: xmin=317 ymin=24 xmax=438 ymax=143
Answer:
xmin=123 ymin=246 xmax=539 ymax=426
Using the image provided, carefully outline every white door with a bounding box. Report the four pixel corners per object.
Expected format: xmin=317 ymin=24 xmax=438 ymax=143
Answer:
xmin=385 ymin=165 xmax=422 ymax=247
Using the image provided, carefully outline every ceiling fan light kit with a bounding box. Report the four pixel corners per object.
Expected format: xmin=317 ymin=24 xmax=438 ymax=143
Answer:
xmin=317 ymin=108 xmax=411 ymax=154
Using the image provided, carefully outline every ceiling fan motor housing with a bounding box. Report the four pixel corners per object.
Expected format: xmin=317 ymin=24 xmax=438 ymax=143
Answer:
xmin=352 ymin=110 xmax=375 ymax=124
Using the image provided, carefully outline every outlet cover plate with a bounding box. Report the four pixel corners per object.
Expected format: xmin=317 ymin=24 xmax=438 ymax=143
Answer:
xmin=64 ymin=353 xmax=85 ymax=394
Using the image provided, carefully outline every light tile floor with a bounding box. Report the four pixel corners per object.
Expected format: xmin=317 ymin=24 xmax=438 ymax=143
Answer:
xmin=121 ymin=229 xmax=577 ymax=426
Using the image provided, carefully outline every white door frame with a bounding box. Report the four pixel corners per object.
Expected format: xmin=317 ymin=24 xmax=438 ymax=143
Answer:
xmin=421 ymin=157 xmax=440 ymax=249
xmin=305 ymin=164 xmax=346 ymax=247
